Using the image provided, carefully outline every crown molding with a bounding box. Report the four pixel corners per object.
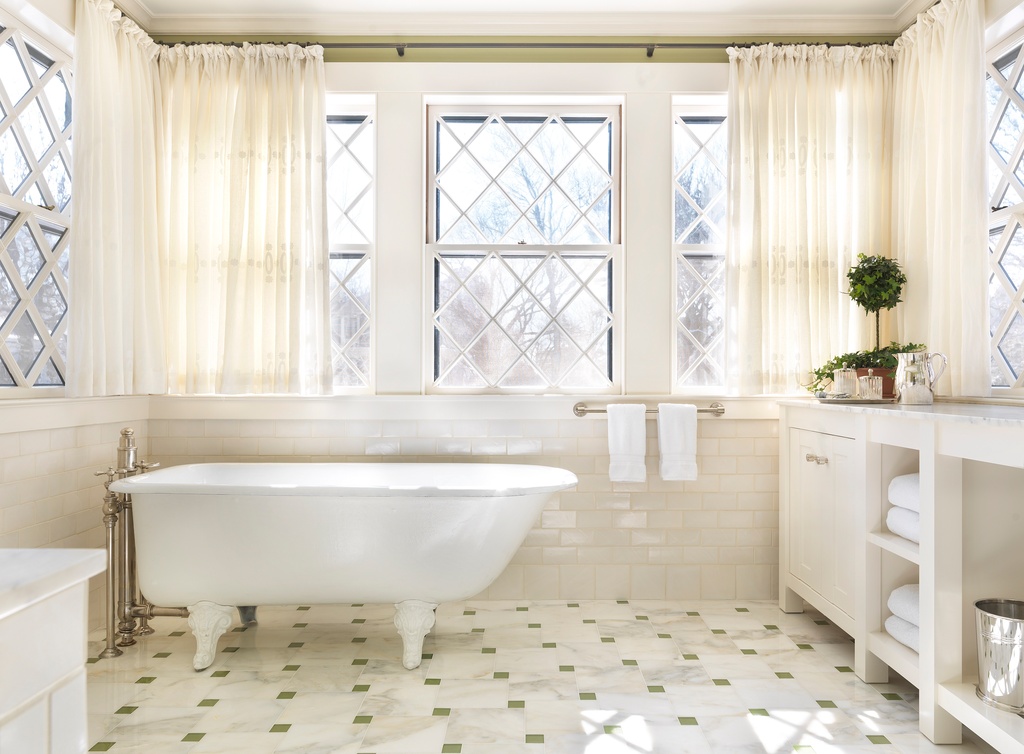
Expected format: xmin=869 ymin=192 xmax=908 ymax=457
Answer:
xmin=892 ymin=0 xmax=937 ymax=33
xmin=133 ymin=11 xmax=911 ymax=38
xmin=113 ymin=0 xmax=154 ymax=29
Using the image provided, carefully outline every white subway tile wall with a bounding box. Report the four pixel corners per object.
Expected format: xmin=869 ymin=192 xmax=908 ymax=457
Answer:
xmin=1 ymin=397 xmax=779 ymax=630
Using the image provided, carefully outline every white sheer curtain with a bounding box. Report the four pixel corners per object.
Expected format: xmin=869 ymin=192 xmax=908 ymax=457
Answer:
xmin=725 ymin=44 xmax=894 ymax=394
xmin=70 ymin=0 xmax=331 ymax=396
xmin=893 ymin=0 xmax=988 ymax=397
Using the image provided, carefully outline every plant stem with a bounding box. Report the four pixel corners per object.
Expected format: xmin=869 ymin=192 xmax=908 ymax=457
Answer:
xmin=875 ymin=311 xmax=880 ymax=351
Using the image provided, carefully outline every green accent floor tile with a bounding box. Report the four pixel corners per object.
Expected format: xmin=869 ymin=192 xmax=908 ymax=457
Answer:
xmin=616 ymin=600 xmax=629 ymax=605
xmin=583 ymin=619 xmax=596 ymax=624
xmin=222 ymin=646 xmax=239 ymax=653
xmin=776 ymin=672 xmax=794 ymax=679
xmin=289 ymin=642 xmax=304 ymax=648
xmin=529 ymin=623 xmax=541 ymax=628
xmin=115 ymin=705 xmax=137 ymax=714
xmin=433 ymin=707 xmax=451 ymax=716
xmin=482 ymin=647 xmax=496 ymax=654
xmin=542 ymin=642 xmax=556 ymax=648
xmin=882 ymin=692 xmax=902 ymax=701
xmin=683 ymin=653 xmax=699 ymax=660
xmin=814 ymin=619 xmax=830 ymax=625
xmin=353 ymin=685 xmax=370 ymax=692
xmin=270 ymin=723 xmax=291 ymax=733
xmin=526 ymin=734 xmax=545 ymax=743
xmin=686 ymin=611 xmax=700 ymax=616
xmin=352 ymin=659 xmax=368 ymax=666
xmin=352 ymin=618 xmax=366 ymax=624
xmin=351 ymin=603 xmax=364 ymax=607
xmin=442 ymin=745 xmax=462 ymax=753
xmin=211 ymin=670 xmax=229 ymax=678
xmin=741 ymin=649 xmax=757 ymax=655
xmin=657 ymin=633 xmax=671 ymax=639
xmin=604 ymin=725 xmax=620 ymax=734
xmin=153 ymin=652 xmax=171 ymax=658
xmin=284 ymin=664 xmax=301 ymax=671
xmin=817 ymin=700 xmax=837 ymax=709
xmin=735 ymin=607 xmax=750 ymax=612
xmin=136 ymin=677 xmax=156 ymax=684
xmin=678 ymin=716 xmax=698 ymax=726
xmin=472 ymin=628 xmax=485 ymax=633
xmin=197 ymin=699 xmax=218 ymax=707
xmin=711 ymin=629 xmax=727 ymax=635
xmin=508 ymin=700 xmax=526 ymax=708
xmin=89 ymin=744 xmax=114 ymax=752
xmin=87 ymin=658 xmax=98 ymax=664
xmin=293 ymin=623 xmax=307 ymax=628
xmin=749 ymin=708 xmax=769 ymax=716
xmin=231 ymin=627 xmax=247 ymax=633
xmin=764 ymin=624 xmax=779 ymax=631
xmin=647 ymin=685 xmax=666 ymax=693
xmin=278 ymin=691 xmax=296 ymax=699
xmin=601 ymin=637 xmax=615 ymax=643
xmin=635 ymin=615 xmax=649 ymax=621
xmin=351 ymin=637 xmax=367 ymax=643
xmin=182 ymin=733 xmax=205 ymax=742
xmin=493 ymin=672 xmax=509 ymax=679
xmin=297 ymin=606 xmax=311 ymax=611
xmin=797 ymin=643 xmax=814 ymax=650
xmin=567 ymin=602 xmax=579 ymax=608
xmin=354 ymin=715 xmax=373 ymax=724
xmin=425 ymin=678 xmax=442 ymax=685
xmin=867 ymin=735 xmax=891 ymax=744
xmin=464 ymin=610 xmax=476 ymax=615
xmin=422 ymin=653 xmax=433 ymax=660
xmin=836 ymin=666 xmax=854 ymax=673
xmin=517 ymin=607 xmax=529 ymax=612
xmin=580 ymin=692 xmax=597 ymax=700
xmin=170 ymin=631 xmax=186 ymax=636
xmin=712 ymin=678 xmax=731 ymax=686
xmin=559 ymin=665 xmax=574 ymax=672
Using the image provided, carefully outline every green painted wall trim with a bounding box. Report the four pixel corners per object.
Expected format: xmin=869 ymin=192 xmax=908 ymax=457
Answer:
xmin=151 ymin=34 xmax=896 ymax=64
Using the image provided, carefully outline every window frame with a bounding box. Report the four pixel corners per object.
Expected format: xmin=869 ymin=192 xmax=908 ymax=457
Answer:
xmin=424 ymin=102 xmax=623 ymax=395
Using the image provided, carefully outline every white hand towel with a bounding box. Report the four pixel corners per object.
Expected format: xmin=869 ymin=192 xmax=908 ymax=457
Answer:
xmin=607 ymin=404 xmax=647 ymax=483
xmin=887 ymin=473 xmax=920 ymax=511
xmin=887 ymin=583 xmax=920 ymax=627
xmin=884 ymin=614 xmax=920 ymax=653
xmin=657 ymin=403 xmax=698 ymax=481
xmin=886 ymin=506 xmax=920 ymax=544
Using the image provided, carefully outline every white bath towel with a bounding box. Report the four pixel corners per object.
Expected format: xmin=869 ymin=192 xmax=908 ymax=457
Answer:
xmin=884 ymin=614 xmax=920 ymax=653
xmin=607 ymin=404 xmax=647 ymax=483
xmin=887 ymin=583 xmax=920 ymax=627
xmin=886 ymin=506 xmax=920 ymax=544
xmin=887 ymin=473 xmax=920 ymax=511
xmin=657 ymin=403 xmax=698 ymax=481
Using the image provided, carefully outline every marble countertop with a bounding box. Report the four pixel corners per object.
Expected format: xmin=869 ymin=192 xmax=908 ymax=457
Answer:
xmin=0 ymin=548 xmax=105 ymax=621
xmin=777 ymin=399 xmax=1024 ymax=428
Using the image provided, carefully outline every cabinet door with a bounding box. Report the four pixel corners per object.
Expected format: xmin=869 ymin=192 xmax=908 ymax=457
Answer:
xmin=828 ymin=435 xmax=856 ymax=617
xmin=788 ymin=428 xmax=829 ymax=595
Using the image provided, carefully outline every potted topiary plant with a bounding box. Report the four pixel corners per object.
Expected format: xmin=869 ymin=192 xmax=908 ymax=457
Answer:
xmin=847 ymin=253 xmax=907 ymax=351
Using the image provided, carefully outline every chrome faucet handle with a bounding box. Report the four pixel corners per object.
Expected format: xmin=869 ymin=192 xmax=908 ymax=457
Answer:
xmin=94 ymin=466 xmax=117 ymax=488
xmin=137 ymin=460 xmax=161 ymax=472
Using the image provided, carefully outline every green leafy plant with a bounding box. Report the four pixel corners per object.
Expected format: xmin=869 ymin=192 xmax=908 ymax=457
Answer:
xmin=847 ymin=253 xmax=907 ymax=350
xmin=806 ymin=341 xmax=925 ymax=394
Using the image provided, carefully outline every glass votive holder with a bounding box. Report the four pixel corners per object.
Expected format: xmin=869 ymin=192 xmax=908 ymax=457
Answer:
xmin=859 ymin=374 xmax=883 ymax=400
xmin=833 ymin=367 xmax=858 ymax=396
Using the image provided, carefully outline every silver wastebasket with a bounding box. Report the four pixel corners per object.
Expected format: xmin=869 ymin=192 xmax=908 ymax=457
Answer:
xmin=976 ymin=598 xmax=1024 ymax=713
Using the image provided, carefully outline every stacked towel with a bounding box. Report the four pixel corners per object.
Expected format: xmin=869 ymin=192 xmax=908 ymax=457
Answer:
xmin=607 ymin=404 xmax=647 ymax=483
xmin=884 ymin=583 xmax=920 ymax=652
xmin=657 ymin=403 xmax=698 ymax=481
xmin=886 ymin=473 xmax=920 ymax=543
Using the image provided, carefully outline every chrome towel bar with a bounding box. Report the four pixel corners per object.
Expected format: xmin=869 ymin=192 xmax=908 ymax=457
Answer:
xmin=573 ymin=402 xmax=725 ymax=417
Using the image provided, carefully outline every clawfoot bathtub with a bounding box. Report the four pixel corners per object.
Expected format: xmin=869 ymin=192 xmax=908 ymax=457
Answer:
xmin=110 ymin=462 xmax=576 ymax=670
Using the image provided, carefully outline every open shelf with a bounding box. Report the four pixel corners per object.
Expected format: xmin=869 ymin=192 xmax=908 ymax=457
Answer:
xmin=938 ymin=682 xmax=1024 ymax=754
xmin=867 ymin=531 xmax=920 ymax=565
xmin=867 ymin=630 xmax=919 ymax=688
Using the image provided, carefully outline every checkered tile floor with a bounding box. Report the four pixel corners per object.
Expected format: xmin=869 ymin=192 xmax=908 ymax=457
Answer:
xmin=86 ymin=600 xmax=995 ymax=753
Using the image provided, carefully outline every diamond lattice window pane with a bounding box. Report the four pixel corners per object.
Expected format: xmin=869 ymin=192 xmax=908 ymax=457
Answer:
xmin=990 ymin=272 xmax=1011 ymax=336
xmin=7 ymin=311 xmax=42 ymax=375
xmin=438 ymin=151 xmax=491 ymax=212
xmin=0 ymin=128 xmax=30 ymax=192
xmin=0 ymin=359 xmax=13 ymax=385
xmin=33 ymin=357 xmax=61 ymax=386
xmin=44 ymin=71 xmax=71 ymax=132
xmin=998 ymin=312 xmax=1024 ymax=379
xmin=678 ymin=152 xmax=726 ymax=211
xmin=8 ymin=223 xmax=43 ymax=288
xmin=32 ymin=274 xmax=65 ymax=334
xmin=468 ymin=118 xmax=519 ymax=178
xmin=497 ymin=152 xmax=549 ymax=211
xmin=0 ymin=262 xmax=17 ymax=326
xmin=40 ymin=220 xmax=64 ymax=249
xmin=0 ymin=40 xmax=31 ymax=105
xmin=993 ymin=100 xmax=1024 ymax=164
xmin=999 ymin=224 xmax=1024 ymax=290
xmin=557 ymin=154 xmax=611 ymax=212
xmin=528 ymin=120 xmax=577 ymax=177
xmin=43 ymin=154 xmax=70 ymax=210
xmin=437 ymin=287 xmax=490 ymax=349
xmin=328 ymin=254 xmax=371 ymax=387
xmin=468 ymin=185 xmax=519 ymax=243
xmin=19 ymin=98 xmax=53 ymax=161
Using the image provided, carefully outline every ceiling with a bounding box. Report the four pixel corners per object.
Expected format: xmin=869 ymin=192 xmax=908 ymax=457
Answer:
xmin=114 ymin=0 xmax=936 ymax=37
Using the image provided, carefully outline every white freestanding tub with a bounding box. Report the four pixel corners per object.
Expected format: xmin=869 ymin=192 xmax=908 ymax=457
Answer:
xmin=110 ymin=462 xmax=577 ymax=670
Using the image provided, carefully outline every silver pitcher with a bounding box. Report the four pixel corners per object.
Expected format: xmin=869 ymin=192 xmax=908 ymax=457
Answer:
xmin=894 ymin=351 xmax=947 ymax=405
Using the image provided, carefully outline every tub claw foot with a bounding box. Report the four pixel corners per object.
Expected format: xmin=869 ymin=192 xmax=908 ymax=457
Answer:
xmin=394 ymin=599 xmax=437 ymax=670
xmin=237 ymin=606 xmax=258 ymax=625
xmin=187 ymin=601 xmax=234 ymax=671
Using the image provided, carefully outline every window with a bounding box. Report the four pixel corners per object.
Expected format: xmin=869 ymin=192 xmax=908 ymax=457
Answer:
xmin=672 ymin=108 xmax=727 ymax=389
xmin=326 ymin=107 xmax=373 ymax=389
xmin=428 ymin=105 xmax=619 ymax=391
xmin=987 ymin=38 xmax=1024 ymax=391
xmin=0 ymin=24 xmax=71 ymax=389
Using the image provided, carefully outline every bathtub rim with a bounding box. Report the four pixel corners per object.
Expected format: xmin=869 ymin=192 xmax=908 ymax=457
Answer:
xmin=109 ymin=461 xmax=579 ymax=498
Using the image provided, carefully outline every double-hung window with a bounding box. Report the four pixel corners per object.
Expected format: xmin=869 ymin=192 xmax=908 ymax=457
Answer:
xmin=672 ymin=104 xmax=727 ymax=390
xmin=427 ymin=105 xmax=620 ymax=392
xmin=0 ymin=21 xmax=72 ymax=390
xmin=326 ymin=99 xmax=374 ymax=390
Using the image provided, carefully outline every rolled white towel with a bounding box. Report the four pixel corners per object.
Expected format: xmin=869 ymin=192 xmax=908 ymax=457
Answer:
xmin=884 ymin=614 xmax=919 ymax=653
xmin=887 ymin=473 xmax=920 ymax=511
xmin=886 ymin=506 xmax=920 ymax=544
xmin=607 ymin=404 xmax=647 ymax=483
xmin=887 ymin=583 xmax=920 ymax=627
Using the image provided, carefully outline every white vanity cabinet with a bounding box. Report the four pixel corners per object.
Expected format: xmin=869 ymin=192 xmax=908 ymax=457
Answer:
xmin=784 ymin=426 xmax=857 ymax=624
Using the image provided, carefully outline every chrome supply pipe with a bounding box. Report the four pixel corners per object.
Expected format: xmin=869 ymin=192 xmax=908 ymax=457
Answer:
xmin=94 ymin=467 xmax=122 ymax=659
